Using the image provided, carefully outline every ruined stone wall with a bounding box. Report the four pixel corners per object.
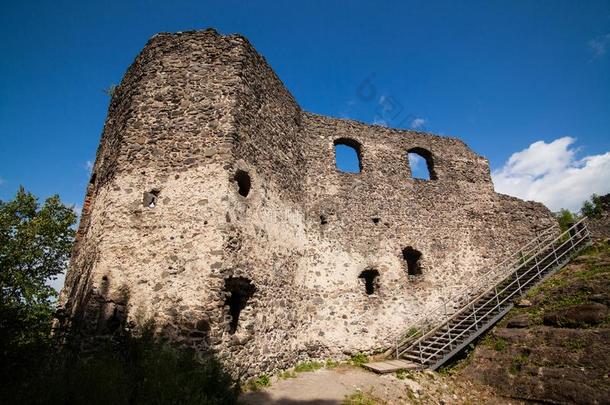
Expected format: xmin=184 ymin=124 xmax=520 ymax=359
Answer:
xmin=291 ymin=114 xmax=556 ymax=356
xmin=58 ymin=29 xmax=245 ymax=343
xmin=59 ymin=29 xmax=557 ymax=378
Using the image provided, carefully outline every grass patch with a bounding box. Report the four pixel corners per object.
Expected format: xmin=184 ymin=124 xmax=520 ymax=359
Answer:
xmin=245 ymin=374 xmax=271 ymax=391
xmin=278 ymin=370 xmax=297 ymax=379
xmin=561 ymin=339 xmax=586 ymax=351
xmin=509 ymin=353 xmax=529 ymax=375
xmin=405 ymin=326 xmax=421 ymax=339
xmin=349 ymin=353 xmax=369 ymax=367
xmin=294 ymin=361 xmax=324 ymax=373
xmin=343 ymin=391 xmax=381 ymax=405
xmin=395 ymin=369 xmax=413 ymax=380
xmin=574 ymin=265 xmax=610 ymax=280
xmin=325 ymin=358 xmax=340 ymax=368
xmin=481 ymin=335 xmax=508 ymax=351
xmin=493 ymin=338 xmax=508 ymax=351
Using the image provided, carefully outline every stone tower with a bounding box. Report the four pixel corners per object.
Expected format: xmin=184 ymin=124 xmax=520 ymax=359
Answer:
xmin=58 ymin=29 xmax=555 ymax=378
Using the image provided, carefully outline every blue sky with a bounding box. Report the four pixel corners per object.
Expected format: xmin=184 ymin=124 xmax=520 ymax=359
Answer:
xmin=1 ymin=0 xmax=609 ymax=213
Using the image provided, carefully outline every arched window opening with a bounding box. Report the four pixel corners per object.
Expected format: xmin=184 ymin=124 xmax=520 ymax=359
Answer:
xmin=407 ymin=147 xmax=437 ymax=180
xmin=233 ymin=170 xmax=251 ymax=197
xmin=334 ymin=138 xmax=362 ymax=173
xmin=358 ymin=269 xmax=380 ymax=295
xmin=402 ymin=247 xmax=422 ymax=276
xmin=224 ymin=277 xmax=256 ymax=334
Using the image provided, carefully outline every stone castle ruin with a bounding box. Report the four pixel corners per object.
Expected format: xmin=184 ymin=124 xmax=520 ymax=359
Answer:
xmin=58 ymin=29 xmax=556 ymax=378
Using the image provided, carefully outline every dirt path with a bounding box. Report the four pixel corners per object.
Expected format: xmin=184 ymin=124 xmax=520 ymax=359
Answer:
xmin=239 ymin=365 xmax=516 ymax=405
xmin=239 ymin=366 xmax=380 ymax=404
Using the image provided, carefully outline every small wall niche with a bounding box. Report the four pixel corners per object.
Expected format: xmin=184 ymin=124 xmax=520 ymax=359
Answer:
xmin=402 ymin=247 xmax=423 ymax=276
xmin=320 ymin=215 xmax=328 ymax=225
xmin=358 ymin=269 xmax=380 ymax=295
xmin=233 ymin=170 xmax=251 ymax=197
xmin=143 ymin=189 xmax=160 ymax=208
xmin=224 ymin=276 xmax=256 ymax=334
xmin=372 ymin=217 xmax=380 ymax=224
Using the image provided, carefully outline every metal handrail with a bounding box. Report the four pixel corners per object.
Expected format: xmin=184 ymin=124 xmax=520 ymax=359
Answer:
xmin=405 ymin=221 xmax=590 ymax=363
xmin=394 ymin=223 xmax=559 ymax=352
xmin=396 ymin=217 xmax=589 ymax=360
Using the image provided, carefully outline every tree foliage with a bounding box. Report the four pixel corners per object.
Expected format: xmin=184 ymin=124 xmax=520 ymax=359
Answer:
xmin=0 ymin=187 xmax=76 ymax=364
xmin=555 ymin=194 xmax=605 ymax=232
xmin=580 ymin=193 xmax=603 ymax=219
xmin=4 ymin=325 xmax=239 ymax=405
xmin=555 ymin=208 xmax=576 ymax=233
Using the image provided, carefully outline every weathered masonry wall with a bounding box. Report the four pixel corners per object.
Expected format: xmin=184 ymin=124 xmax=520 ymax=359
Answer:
xmin=58 ymin=29 xmax=556 ymax=379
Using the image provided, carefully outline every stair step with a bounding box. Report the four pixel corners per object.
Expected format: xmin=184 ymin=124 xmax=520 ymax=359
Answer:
xmin=402 ymin=354 xmax=434 ymax=364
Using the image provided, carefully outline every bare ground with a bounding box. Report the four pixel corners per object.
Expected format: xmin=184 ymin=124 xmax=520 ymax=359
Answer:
xmin=239 ymin=364 xmax=521 ymax=404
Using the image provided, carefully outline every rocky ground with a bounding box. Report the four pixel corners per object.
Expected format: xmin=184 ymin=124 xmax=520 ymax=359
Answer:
xmin=458 ymin=239 xmax=610 ymax=404
xmin=239 ymin=237 xmax=610 ymax=404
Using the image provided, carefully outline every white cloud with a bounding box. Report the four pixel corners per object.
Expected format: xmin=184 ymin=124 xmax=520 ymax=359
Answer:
xmin=492 ymin=137 xmax=610 ymax=212
xmin=589 ymin=33 xmax=610 ymax=58
xmin=410 ymin=118 xmax=426 ymax=129
xmin=373 ymin=118 xmax=388 ymax=127
xmin=85 ymin=160 xmax=94 ymax=173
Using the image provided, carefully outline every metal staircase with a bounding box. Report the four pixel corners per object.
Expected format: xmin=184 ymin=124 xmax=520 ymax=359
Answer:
xmin=394 ymin=218 xmax=592 ymax=371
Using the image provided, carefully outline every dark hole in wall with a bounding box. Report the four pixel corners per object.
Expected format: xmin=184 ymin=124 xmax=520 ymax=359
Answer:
xmin=106 ymin=307 xmax=122 ymax=333
xmin=402 ymin=247 xmax=423 ymax=275
xmin=407 ymin=147 xmax=437 ymax=181
xmin=89 ymin=172 xmax=97 ymax=185
xmin=358 ymin=269 xmax=380 ymax=295
xmin=334 ymin=138 xmax=362 ymax=173
xmin=320 ymin=215 xmax=328 ymax=225
xmin=233 ymin=170 xmax=251 ymax=197
xmin=143 ymin=189 xmax=160 ymax=208
xmin=372 ymin=217 xmax=380 ymax=224
xmin=196 ymin=319 xmax=211 ymax=333
xmin=224 ymin=277 xmax=256 ymax=334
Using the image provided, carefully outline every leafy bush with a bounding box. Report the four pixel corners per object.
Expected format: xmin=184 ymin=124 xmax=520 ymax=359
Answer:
xmin=2 ymin=329 xmax=239 ymax=405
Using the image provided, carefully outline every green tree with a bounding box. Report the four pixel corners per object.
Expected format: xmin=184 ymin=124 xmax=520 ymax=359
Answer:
xmin=580 ymin=193 xmax=603 ymax=219
xmin=555 ymin=208 xmax=576 ymax=233
xmin=0 ymin=187 xmax=76 ymax=361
